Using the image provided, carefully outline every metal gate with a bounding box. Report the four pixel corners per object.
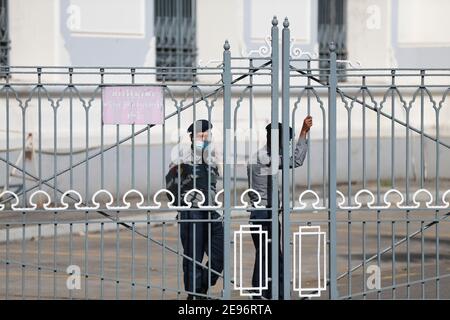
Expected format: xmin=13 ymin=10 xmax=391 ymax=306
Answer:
xmin=1 ymin=17 xmax=449 ymax=300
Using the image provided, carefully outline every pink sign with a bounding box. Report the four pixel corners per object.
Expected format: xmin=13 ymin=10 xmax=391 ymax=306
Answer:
xmin=102 ymin=86 xmax=164 ymax=125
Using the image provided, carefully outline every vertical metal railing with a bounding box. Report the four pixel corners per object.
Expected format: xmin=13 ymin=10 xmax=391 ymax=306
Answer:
xmin=327 ymin=42 xmax=338 ymax=299
xmin=222 ymin=40 xmax=232 ymax=299
xmin=281 ymin=18 xmax=291 ymax=300
xmin=270 ymin=16 xmax=280 ymax=300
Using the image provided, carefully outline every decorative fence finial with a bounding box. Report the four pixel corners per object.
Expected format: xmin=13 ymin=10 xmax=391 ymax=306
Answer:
xmin=272 ymin=16 xmax=278 ymax=26
xmin=283 ymin=17 xmax=289 ymax=28
xmin=224 ymin=40 xmax=230 ymax=51
xmin=329 ymin=42 xmax=336 ymax=52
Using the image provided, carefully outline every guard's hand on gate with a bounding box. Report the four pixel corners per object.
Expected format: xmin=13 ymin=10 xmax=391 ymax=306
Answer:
xmin=300 ymin=115 xmax=313 ymax=136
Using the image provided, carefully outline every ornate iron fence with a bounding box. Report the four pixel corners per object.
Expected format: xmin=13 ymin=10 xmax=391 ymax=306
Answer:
xmin=0 ymin=17 xmax=449 ymax=300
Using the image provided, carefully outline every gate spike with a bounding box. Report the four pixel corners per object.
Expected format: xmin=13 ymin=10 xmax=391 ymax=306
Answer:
xmin=329 ymin=41 xmax=336 ymax=52
xmin=224 ymin=40 xmax=230 ymax=51
xmin=272 ymin=16 xmax=278 ymax=26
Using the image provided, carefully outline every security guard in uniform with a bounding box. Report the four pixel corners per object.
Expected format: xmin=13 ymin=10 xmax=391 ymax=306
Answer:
xmin=166 ymin=119 xmax=224 ymax=300
xmin=247 ymin=116 xmax=312 ymax=299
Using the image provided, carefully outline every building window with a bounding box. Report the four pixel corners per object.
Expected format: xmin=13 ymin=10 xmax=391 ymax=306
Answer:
xmin=0 ymin=0 xmax=10 ymax=75
xmin=318 ymin=0 xmax=347 ymax=82
xmin=154 ymin=0 xmax=197 ymax=82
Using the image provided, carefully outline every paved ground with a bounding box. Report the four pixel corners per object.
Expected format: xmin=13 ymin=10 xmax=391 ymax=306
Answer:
xmin=1 ymin=209 xmax=449 ymax=300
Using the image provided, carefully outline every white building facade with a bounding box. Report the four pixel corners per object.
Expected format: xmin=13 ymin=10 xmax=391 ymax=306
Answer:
xmin=1 ymin=0 xmax=450 ymax=199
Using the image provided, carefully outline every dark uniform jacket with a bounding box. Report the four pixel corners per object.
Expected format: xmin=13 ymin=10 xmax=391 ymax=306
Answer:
xmin=166 ymin=143 xmax=220 ymax=207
